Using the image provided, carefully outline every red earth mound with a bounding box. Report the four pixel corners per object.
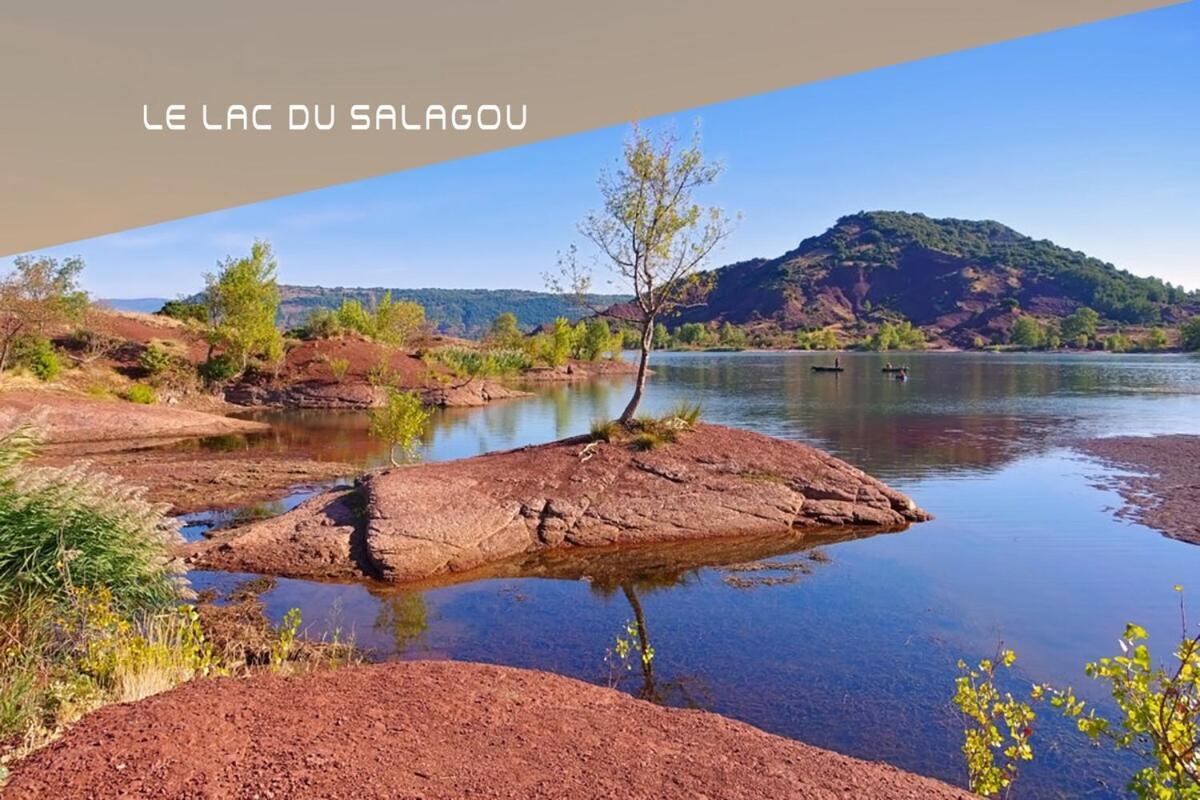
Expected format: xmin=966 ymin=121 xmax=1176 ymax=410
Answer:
xmin=3 ymin=660 xmax=973 ymax=800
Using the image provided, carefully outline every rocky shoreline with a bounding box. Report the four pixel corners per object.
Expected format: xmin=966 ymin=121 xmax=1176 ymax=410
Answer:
xmin=2 ymin=660 xmax=972 ymax=799
xmin=184 ymin=423 xmax=930 ymax=584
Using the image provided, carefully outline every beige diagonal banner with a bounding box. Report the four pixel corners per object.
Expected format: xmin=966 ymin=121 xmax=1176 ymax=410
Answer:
xmin=0 ymin=0 xmax=1180 ymax=256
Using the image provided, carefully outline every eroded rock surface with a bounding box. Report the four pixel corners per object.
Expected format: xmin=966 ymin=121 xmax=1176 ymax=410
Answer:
xmin=185 ymin=423 xmax=930 ymax=583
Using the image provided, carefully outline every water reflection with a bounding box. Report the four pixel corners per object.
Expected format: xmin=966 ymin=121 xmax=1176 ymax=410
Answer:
xmin=167 ymin=351 xmax=1199 ymax=484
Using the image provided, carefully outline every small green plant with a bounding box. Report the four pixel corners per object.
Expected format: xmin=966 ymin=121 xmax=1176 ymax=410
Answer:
xmin=604 ymin=619 xmax=655 ymax=688
xmin=157 ymin=300 xmax=207 ymax=324
xmin=953 ymin=648 xmax=1036 ymax=798
xmin=270 ymin=608 xmax=302 ymax=671
xmin=630 ymin=431 xmax=665 ymax=451
xmin=424 ymin=345 xmax=531 ymax=378
xmin=326 ymin=356 xmax=350 ymax=383
xmin=122 ymin=383 xmax=156 ymax=404
xmin=369 ymin=388 xmax=431 ymax=466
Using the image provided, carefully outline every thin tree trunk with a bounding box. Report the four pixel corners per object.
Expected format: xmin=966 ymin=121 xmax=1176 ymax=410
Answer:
xmin=618 ymin=318 xmax=654 ymax=423
xmin=0 ymin=337 xmax=10 ymax=374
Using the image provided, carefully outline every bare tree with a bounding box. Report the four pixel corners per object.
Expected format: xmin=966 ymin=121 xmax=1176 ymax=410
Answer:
xmin=554 ymin=125 xmax=732 ymax=423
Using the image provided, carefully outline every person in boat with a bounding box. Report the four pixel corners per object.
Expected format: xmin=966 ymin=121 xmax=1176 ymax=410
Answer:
xmin=885 ymin=361 xmax=893 ymax=370
xmin=834 ymin=356 xmax=840 ymax=369
xmin=897 ymin=367 xmax=908 ymax=381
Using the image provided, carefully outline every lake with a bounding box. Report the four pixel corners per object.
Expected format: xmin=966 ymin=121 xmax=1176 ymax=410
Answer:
xmin=185 ymin=351 xmax=1200 ymax=798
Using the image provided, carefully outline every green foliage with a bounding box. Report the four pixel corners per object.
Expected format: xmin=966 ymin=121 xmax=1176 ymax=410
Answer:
xmin=630 ymin=431 xmax=666 ymax=451
xmin=795 ymin=327 xmax=839 ymax=351
xmin=718 ymin=322 xmax=747 ymax=348
xmin=198 ymin=354 xmax=239 ymax=385
xmin=204 ymin=241 xmax=283 ymax=372
xmin=156 ymin=300 xmax=207 ymax=324
xmin=487 ymin=312 xmax=524 ymax=349
xmin=0 ymin=255 xmax=87 ymax=374
xmin=137 ymin=343 xmax=174 ymax=378
xmin=605 ymin=619 xmax=655 ymax=686
xmin=1180 ymin=317 xmax=1200 ymax=352
xmin=1104 ymin=331 xmax=1132 ymax=353
xmin=824 ymin=212 xmax=1188 ymax=324
xmin=326 ymin=356 xmax=350 ymax=383
xmin=300 ymin=307 xmax=342 ymax=340
xmin=1009 ymin=316 xmax=1046 ymax=349
xmin=529 ymin=317 xmax=574 ymax=368
xmin=372 ymin=293 xmax=425 ymax=347
xmin=1036 ymin=594 xmax=1200 ymax=799
xmin=651 ymin=322 xmax=670 ymax=350
xmin=675 ymin=322 xmax=713 ymax=347
xmin=121 ymin=384 xmax=156 ymax=405
xmin=953 ymin=649 xmax=1036 ymax=797
xmin=259 ymin=287 xmax=628 ymax=338
xmin=335 ymin=298 xmax=373 ymax=336
xmin=868 ymin=320 xmax=925 ymax=351
xmin=270 ymin=608 xmax=302 ymax=671
xmin=13 ymin=336 xmax=62 ymax=381
xmin=425 ymin=345 xmax=532 ymax=378
xmin=1140 ymin=328 xmax=1169 ymax=352
xmin=574 ymin=318 xmax=619 ymax=361
xmin=369 ymin=389 xmax=431 ymax=466
xmin=0 ymin=427 xmax=183 ymax=612
xmin=1062 ymin=307 xmax=1100 ymax=344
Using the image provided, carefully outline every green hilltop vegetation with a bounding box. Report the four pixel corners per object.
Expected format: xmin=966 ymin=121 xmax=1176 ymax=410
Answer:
xmin=668 ymin=211 xmax=1198 ymax=350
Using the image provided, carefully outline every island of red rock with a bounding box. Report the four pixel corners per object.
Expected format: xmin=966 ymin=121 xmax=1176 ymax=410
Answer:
xmin=2 ymin=660 xmax=971 ymax=800
xmin=185 ymin=423 xmax=930 ymax=584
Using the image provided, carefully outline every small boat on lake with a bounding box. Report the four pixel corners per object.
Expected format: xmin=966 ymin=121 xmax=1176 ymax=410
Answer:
xmin=881 ymin=366 xmax=909 ymax=373
xmin=811 ymin=365 xmax=844 ymax=373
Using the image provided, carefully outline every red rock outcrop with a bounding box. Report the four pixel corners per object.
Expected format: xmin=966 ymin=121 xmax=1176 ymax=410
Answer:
xmin=185 ymin=423 xmax=929 ymax=584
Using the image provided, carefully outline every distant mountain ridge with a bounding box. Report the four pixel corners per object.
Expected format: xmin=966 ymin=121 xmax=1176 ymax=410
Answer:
xmin=272 ymin=286 xmax=630 ymax=337
xmin=671 ymin=211 xmax=1197 ymax=346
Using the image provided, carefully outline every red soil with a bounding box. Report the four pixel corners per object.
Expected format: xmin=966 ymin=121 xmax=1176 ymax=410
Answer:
xmin=3 ymin=661 xmax=973 ymax=800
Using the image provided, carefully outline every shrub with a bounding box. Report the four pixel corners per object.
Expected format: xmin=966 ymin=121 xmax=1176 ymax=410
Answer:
xmin=630 ymin=431 xmax=666 ymax=451
xmin=198 ymin=353 xmax=239 ymax=384
xmin=369 ymin=389 xmax=431 ymax=466
xmin=327 ymin=356 xmax=350 ymax=383
xmin=1180 ymin=317 xmax=1200 ymax=352
xmin=487 ymin=312 xmax=524 ymax=349
xmin=122 ymin=384 xmax=156 ymax=404
xmin=301 ymin=307 xmax=342 ymax=340
xmin=868 ymin=320 xmax=925 ymax=351
xmin=675 ymin=322 xmax=712 ymax=347
xmin=157 ymin=300 xmax=207 ymax=324
xmin=1009 ymin=316 xmax=1045 ymax=349
xmin=15 ymin=337 xmax=61 ymax=381
xmin=0 ymin=427 xmax=184 ymax=612
xmin=137 ymin=343 xmax=174 ymax=377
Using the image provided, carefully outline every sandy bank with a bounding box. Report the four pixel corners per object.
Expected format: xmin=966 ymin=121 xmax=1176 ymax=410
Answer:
xmin=2 ymin=660 xmax=972 ymax=800
xmin=1079 ymin=434 xmax=1200 ymax=546
xmin=184 ymin=423 xmax=930 ymax=583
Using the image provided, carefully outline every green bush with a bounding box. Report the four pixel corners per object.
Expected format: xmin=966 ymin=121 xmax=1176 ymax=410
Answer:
xmin=369 ymin=389 xmax=431 ymax=466
xmin=137 ymin=344 xmax=174 ymax=377
xmin=1181 ymin=317 xmax=1200 ymax=352
xmin=122 ymin=384 xmax=156 ymax=404
xmin=157 ymin=300 xmax=207 ymax=324
xmin=301 ymin=307 xmax=342 ymax=340
xmin=15 ymin=337 xmax=61 ymax=381
xmin=198 ymin=354 xmax=239 ymax=384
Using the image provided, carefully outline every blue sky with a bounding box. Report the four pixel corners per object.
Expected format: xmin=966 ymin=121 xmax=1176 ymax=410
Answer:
xmin=34 ymin=2 xmax=1200 ymax=298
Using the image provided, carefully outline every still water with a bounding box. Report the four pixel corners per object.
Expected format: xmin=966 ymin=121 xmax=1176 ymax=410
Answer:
xmin=187 ymin=351 xmax=1200 ymax=798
